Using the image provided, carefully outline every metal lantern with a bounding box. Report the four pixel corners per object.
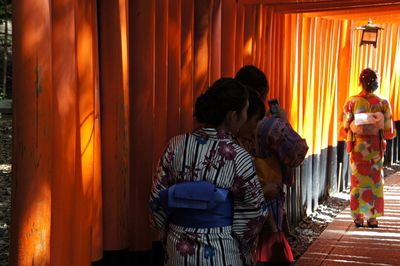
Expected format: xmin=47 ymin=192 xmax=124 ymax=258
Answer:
xmin=356 ymin=19 xmax=383 ymax=48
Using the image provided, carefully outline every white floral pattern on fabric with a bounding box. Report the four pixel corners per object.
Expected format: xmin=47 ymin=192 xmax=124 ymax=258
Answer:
xmin=150 ymin=128 xmax=268 ymax=266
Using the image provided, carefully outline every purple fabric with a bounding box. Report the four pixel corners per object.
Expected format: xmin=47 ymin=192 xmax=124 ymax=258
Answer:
xmin=258 ymin=116 xmax=308 ymax=168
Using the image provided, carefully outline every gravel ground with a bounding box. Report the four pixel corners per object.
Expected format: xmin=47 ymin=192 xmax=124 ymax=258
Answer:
xmin=288 ymin=192 xmax=351 ymax=260
xmin=0 ymin=114 xmax=11 ymax=266
xmin=0 ymin=114 xmax=399 ymax=265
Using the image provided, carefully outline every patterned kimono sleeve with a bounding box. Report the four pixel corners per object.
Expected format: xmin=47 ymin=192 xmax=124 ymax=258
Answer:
xmin=258 ymin=117 xmax=308 ymax=168
xmin=339 ymin=99 xmax=350 ymax=140
xmin=382 ymin=99 xmax=396 ymax=140
xmin=342 ymin=99 xmax=356 ymax=152
xmin=231 ymin=150 xmax=268 ymax=265
xmin=149 ymin=140 xmax=175 ymax=236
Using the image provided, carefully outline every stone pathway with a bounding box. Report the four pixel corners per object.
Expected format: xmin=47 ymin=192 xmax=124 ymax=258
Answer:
xmin=289 ymin=163 xmax=400 ymax=262
xmin=296 ymin=171 xmax=400 ymax=265
xmin=289 ymin=191 xmax=351 ymax=260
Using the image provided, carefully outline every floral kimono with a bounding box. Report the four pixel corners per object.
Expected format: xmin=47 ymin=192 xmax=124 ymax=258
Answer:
xmin=150 ymin=128 xmax=268 ymax=266
xmin=341 ymin=91 xmax=396 ymax=220
xmin=239 ymin=116 xmax=307 ymax=263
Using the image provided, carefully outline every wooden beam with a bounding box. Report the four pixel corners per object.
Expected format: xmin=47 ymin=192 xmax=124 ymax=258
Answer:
xmin=303 ymin=5 xmax=400 ymax=23
xmin=239 ymin=0 xmax=400 ymax=13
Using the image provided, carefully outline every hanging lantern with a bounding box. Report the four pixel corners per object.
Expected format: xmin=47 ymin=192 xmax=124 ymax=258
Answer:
xmin=355 ymin=19 xmax=383 ymax=48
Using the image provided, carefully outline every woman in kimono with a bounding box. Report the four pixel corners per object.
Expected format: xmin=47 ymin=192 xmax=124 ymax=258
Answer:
xmin=341 ymin=68 xmax=396 ymax=228
xmin=236 ymin=66 xmax=308 ymax=265
xmin=149 ymin=77 xmax=268 ymax=266
xmin=237 ymin=90 xmax=291 ymax=265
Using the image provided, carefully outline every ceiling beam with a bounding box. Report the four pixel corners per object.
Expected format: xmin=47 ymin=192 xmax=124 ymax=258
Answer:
xmin=302 ymin=5 xmax=400 ymax=23
xmin=239 ymin=0 xmax=400 ymax=13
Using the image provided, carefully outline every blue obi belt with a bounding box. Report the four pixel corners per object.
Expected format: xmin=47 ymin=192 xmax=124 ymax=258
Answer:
xmin=159 ymin=181 xmax=233 ymax=228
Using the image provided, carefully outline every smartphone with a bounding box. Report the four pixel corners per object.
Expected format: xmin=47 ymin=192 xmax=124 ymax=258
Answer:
xmin=268 ymin=98 xmax=279 ymax=116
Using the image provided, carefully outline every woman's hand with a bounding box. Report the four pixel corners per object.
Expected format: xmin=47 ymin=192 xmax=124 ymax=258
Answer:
xmin=276 ymin=106 xmax=287 ymax=121
xmin=267 ymin=105 xmax=288 ymax=121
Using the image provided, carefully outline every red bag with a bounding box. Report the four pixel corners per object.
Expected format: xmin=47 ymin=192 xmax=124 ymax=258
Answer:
xmin=255 ymin=231 xmax=294 ymax=263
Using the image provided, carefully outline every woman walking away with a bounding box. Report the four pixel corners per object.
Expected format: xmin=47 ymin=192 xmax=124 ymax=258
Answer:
xmin=150 ymin=78 xmax=268 ymax=266
xmin=341 ymin=68 xmax=396 ymax=228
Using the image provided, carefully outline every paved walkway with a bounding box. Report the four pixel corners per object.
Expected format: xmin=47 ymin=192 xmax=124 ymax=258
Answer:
xmin=296 ymin=171 xmax=400 ymax=265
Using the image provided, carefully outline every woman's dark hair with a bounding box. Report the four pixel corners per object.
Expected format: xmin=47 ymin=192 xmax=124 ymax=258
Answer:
xmin=247 ymin=88 xmax=266 ymax=121
xmin=194 ymin=78 xmax=248 ymax=126
xmin=235 ymin=65 xmax=269 ymax=98
xmin=359 ymin=68 xmax=378 ymax=92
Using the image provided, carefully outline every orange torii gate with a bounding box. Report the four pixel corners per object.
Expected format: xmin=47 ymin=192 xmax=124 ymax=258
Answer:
xmin=10 ymin=0 xmax=400 ymax=265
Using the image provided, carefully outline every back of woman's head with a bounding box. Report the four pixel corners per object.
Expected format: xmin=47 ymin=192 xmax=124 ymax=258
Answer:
xmin=247 ymin=88 xmax=266 ymax=121
xmin=235 ymin=65 xmax=268 ymax=98
xmin=359 ymin=68 xmax=379 ymax=92
xmin=194 ymin=78 xmax=248 ymax=126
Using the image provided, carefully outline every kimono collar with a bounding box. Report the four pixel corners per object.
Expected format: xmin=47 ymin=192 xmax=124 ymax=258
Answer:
xmin=193 ymin=128 xmax=234 ymax=141
xmin=359 ymin=90 xmax=374 ymax=97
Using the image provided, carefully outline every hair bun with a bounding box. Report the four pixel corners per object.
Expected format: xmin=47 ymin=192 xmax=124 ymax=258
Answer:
xmin=196 ymin=93 xmax=208 ymax=106
xmin=194 ymin=78 xmax=248 ymax=126
xmin=359 ymin=68 xmax=378 ymax=92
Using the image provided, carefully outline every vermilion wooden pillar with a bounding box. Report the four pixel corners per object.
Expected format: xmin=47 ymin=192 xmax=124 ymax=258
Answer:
xmin=50 ymin=1 xmax=101 ymax=264
xmin=11 ymin=0 xmax=101 ymax=265
xmin=10 ymin=0 xmax=53 ymax=264
xmin=129 ymin=0 xmax=157 ymax=251
xmin=98 ymin=0 xmax=130 ymax=251
xmin=221 ymin=0 xmax=237 ymax=77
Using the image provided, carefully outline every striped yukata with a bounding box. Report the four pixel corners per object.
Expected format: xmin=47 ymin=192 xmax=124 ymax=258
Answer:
xmin=150 ymin=128 xmax=268 ymax=266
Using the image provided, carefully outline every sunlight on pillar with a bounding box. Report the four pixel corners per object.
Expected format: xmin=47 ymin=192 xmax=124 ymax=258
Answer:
xmin=77 ymin=17 xmax=95 ymax=197
xmin=119 ymin=0 xmax=129 ymax=102
xmin=194 ymin=40 xmax=208 ymax=85
xmin=20 ymin=184 xmax=51 ymax=265
xmin=80 ymin=113 xmax=95 ymax=190
xmin=244 ymin=38 xmax=253 ymax=57
xmin=181 ymin=31 xmax=194 ymax=131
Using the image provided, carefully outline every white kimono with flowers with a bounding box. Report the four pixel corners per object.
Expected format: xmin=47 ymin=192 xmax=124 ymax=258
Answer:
xmin=150 ymin=128 xmax=268 ymax=266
